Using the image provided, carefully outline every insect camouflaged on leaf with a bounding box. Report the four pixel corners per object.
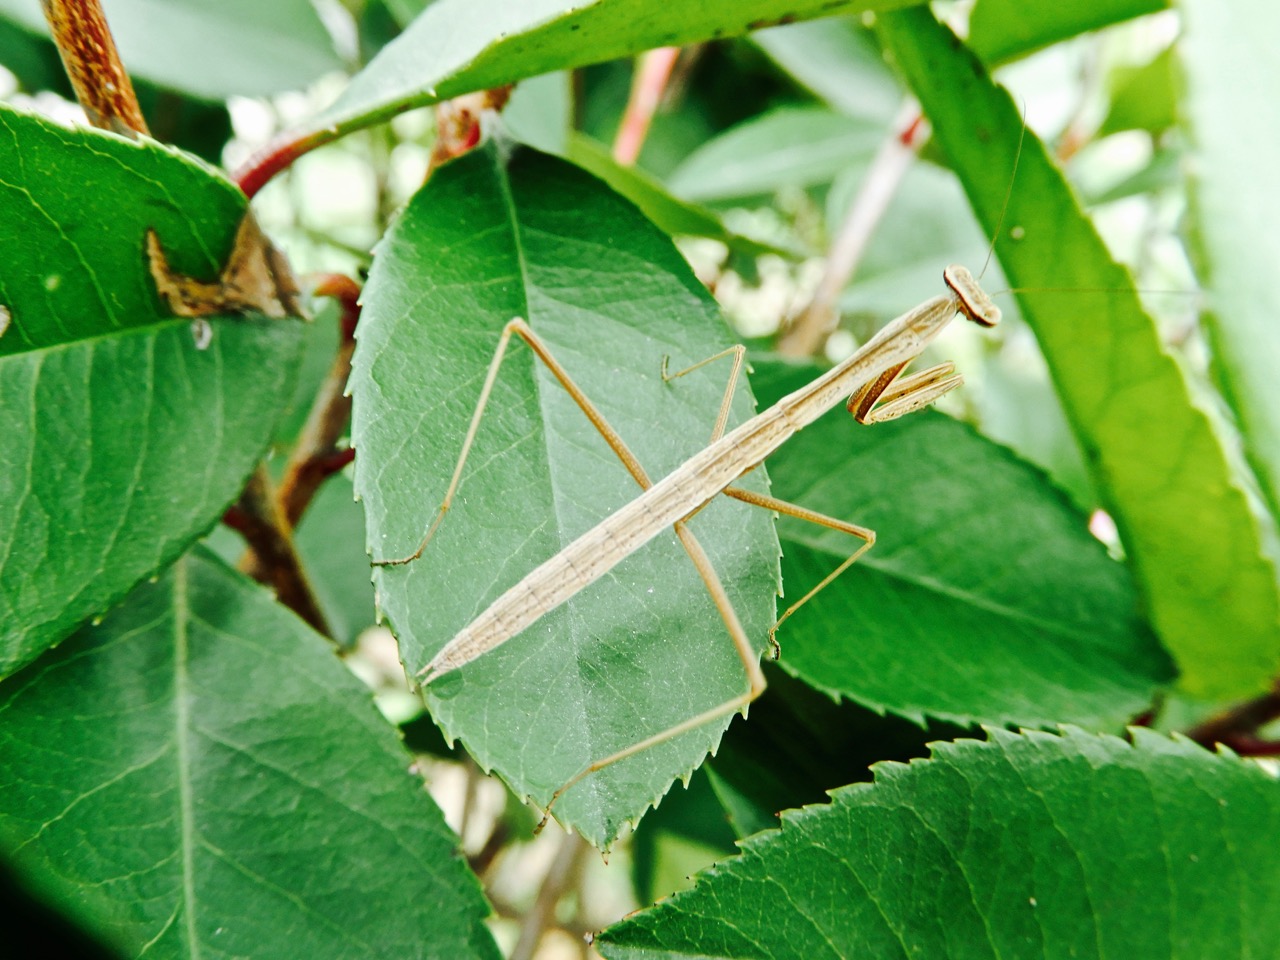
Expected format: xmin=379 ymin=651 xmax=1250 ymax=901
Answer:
xmin=377 ymin=265 xmax=999 ymax=823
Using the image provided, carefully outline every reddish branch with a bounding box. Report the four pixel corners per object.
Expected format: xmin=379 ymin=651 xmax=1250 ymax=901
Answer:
xmin=41 ymin=0 xmax=148 ymax=136
xmin=235 ymin=130 xmax=334 ymax=199
xmin=613 ymin=47 xmax=681 ymax=166
xmin=275 ymin=273 xmax=360 ymax=528
xmin=236 ymin=274 xmax=360 ymax=618
xmin=1186 ymin=686 xmax=1280 ymax=755
xmin=233 ymin=467 xmax=332 ymax=637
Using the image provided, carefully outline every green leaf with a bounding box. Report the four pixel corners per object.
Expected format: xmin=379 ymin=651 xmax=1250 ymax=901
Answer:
xmin=565 ymin=133 xmax=801 ymax=258
xmin=1097 ymin=46 xmax=1177 ymax=139
xmin=666 ymin=106 xmax=883 ymax=205
xmin=599 ymin=727 xmax=1280 ymax=959
xmin=0 ymin=106 xmax=304 ymax=678
xmin=351 ymin=141 xmax=779 ymax=847
xmin=752 ymin=360 xmax=1173 ymax=729
xmin=0 ymin=547 xmax=499 ymax=959
xmin=706 ymin=665 xmax=964 ymax=840
xmin=1179 ymin=1 xmax=1280 ymax=540
xmin=0 ymin=0 xmax=339 ymax=100
xmin=628 ymin=768 xmax=737 ymax=906
xmin=504 ymin=74 xmax=793 ymax=257
xmin=968 ymin=0 xmax=1170 ymax=65
xmin=751 ymin=18 xmax=902 ymax=121
xmin=295 ymin=473 xmax=376 ymax=646
xmin=309 ymin=0 xmax=921 ymax=144
xmin=877 ymin=8 xmax=1280 ymax=698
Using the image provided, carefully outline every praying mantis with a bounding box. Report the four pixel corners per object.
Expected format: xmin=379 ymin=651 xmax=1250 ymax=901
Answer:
xmin=375 ymin=263 xmax=1000 ymax=818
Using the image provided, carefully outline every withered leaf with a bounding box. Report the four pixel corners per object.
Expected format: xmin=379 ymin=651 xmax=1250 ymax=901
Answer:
xmin=146 ymin=213 xmax=301 ymax=320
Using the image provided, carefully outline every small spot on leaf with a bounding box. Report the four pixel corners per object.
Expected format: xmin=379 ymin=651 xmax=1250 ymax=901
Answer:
xmin=190 ymin=318 xmax=213 ymax=350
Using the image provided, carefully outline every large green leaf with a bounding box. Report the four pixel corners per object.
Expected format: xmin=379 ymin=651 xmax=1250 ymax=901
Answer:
xmin=705 ymin=665 xmax=967 ymax=841
xmin=565 ymin=133 xmax=801 ymax=258
xmin=1179 ymin=1 xmax=1280 ymax=532
xmin=666 ymin=106 xmax=883 ymax=205
xmin=0 ymin=547 xmax=498 ymax=959
xmin=0 ymin=106 xmax=304 ymax=678
xmin=751 ymin=17 xmax=902 ymax=121
xmin=968 ymin=0 xmax=1170 ymax=65
xmin=599 ymin=727 xmax=1280 ymax=958
xmin=752 ymin=360 xmax=1174 ymax=729
xmin=877 ymin=9 xmax=1280 ymax=699
xmin=304 ymin=0 xmax=920 ymax=147
xmin=351 ymin=141 xmax=779 ymax=847
xmin=0 ymin=0 xmax=339 ymax=100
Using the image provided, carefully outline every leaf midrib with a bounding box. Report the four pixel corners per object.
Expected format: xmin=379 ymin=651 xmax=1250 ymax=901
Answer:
xmin=172 ymin=558 xmax=201 ymax=958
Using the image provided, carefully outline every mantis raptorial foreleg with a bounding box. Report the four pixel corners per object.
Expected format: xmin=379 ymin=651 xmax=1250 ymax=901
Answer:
xmin=849 ymin=359 xmax=964 ymax=424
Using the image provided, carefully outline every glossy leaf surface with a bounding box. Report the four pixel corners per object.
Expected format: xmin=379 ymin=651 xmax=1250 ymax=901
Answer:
xmin=0 ymin=107 xmax=303 ymax=677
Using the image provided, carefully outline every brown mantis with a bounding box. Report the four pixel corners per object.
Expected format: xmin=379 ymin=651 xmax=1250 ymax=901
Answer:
xmin=376 ymin=264 xmax=1000 ymax=818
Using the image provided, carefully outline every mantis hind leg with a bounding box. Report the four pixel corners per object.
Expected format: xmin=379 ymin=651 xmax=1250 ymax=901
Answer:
xmin=540 ymin=463 xmax=879 ymax=825
xmin=539 ymin=518 xmax=767 ymax=831
xmin=721 ymin=487 xmax=875 ymax=658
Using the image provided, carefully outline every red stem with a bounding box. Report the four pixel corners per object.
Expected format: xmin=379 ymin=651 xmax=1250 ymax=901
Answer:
xmin=613 ymin=47 xmax=681 ymax=166
xmin=234 ymin=129 xmax=334 ymax=199
xmin=41 ymin=0 xmax=148 ymax=136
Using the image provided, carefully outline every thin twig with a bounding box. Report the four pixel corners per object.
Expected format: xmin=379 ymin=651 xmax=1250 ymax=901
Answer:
xmin=510 ymin=831 xmax=588 ymax=960
xmin=613 ymin=47 xmax=681 ymax=166
xmin=1186 ymin=686 xmax=1280 ymax=750
xmin=238 ymin=275 xmax=357 ymax=604
xmin=777 ymin=100 xmax=926 ymax=358
xmin=274 ymin=273 xmax=360 ymax=528
xmin=467 ymin=818 xmax=510 ymax=879
xmin=235 ymin=129 xmax=331 ymax=199
xmin=41 ymin=0 xmax=147 ymax=136
xmin=234 ymin=465 xmax=333 ymax=638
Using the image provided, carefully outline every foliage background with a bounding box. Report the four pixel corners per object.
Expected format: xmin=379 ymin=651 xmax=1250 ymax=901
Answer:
xmin=2 ymin=1 xmax=1279 ymax=957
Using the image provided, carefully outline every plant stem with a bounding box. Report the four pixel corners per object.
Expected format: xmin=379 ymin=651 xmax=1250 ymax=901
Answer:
xmin=235 ymin=130 xmax=329 ymax=199
xmin=41 ymin=0 xmax=148 ymax=136
xmin=613 ymin=47 xmax=681 ymax=166
xmin=511 ymin=831 xmax=587 ymax=960
xmin=274 ymin=274 xmax=360 ymax=528
xmin=467 ymin=818 xmax=510 ymax=879
xmin=428 ymin=86 xmax=514 ymax=177
xmin=233 ymin=465 xmax=333 ymax=638
xmin=1186 ymin=686 xmax=1280 ymax=751
xmin=777 ymin=101 xmax=925 ymax=358
xmin=236 ymin=275 xmax=359 ymax=620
